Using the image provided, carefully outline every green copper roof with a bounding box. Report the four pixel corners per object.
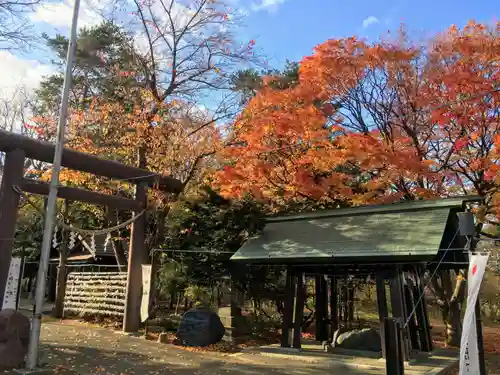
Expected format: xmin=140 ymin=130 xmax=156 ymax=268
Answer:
xmin=231 ymin=197 xmax=480 ymax=263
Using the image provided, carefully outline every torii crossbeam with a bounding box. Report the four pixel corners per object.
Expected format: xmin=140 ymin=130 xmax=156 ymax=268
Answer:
xmin=0 ymin=129 xmax=182 ymax=332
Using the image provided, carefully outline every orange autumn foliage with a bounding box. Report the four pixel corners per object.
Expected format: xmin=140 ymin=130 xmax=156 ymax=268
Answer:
xmin=32 ymin=89 xmax=220 ymax=202
xmin=216 ymin=21 xmax=500 ymax=215
xmin=491 ymin=134 xmax=500 ymax=213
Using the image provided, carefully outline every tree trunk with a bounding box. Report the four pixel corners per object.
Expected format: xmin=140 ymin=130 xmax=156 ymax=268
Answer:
xmin=54 ymin=200 xmax=70 ymax=318
xmin=169 ymin=292 xmax=175 ymax=310
xmin=429 ymin=269 xmax=466 ymax=347
xmin=441 ymin=300 xmax=462 ymax=347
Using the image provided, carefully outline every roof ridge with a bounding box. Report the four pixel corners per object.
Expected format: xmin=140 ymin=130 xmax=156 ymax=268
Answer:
xmin=266 ymin=196 xmax=482 ymax=223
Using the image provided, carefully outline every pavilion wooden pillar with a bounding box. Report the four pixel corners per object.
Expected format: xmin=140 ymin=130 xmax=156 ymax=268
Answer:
xmin=0 ymin=148 xmax=25 ymax=309
xmin=315 ymin=274 xmax=328 ymax=341
xmin=404 ymin=274 xmax=420 ymax=350
xmin=375 ymin=272 xmax=388 ymax=359
xmin=292 ymin=271 xmax=305 ymax=349
xmin=389 ymin=267 xmax=410 ymax=361
xmin=321 ymin=276 xmax=329 ymax=339
xmin=281 ymin=266 xmax=296 ymax=347
xmin=123 ymin=182 xmax=148 ymax=332
xmin=329 ymin=276 xmax=338 ymax=340
xmin=414 ymin=267 xmax=433 ymax=352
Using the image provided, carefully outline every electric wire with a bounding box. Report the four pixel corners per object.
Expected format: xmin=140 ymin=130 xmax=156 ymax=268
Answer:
xmin=403 ymin=228 xmax=462 ymax=328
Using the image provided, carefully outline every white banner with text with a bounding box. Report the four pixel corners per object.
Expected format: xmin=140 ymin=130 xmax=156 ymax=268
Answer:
xmin=459 ymin=253 xmax=489 ymax=375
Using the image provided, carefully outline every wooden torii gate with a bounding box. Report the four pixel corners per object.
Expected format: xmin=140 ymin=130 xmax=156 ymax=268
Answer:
xmin=0 ymin=129 xmax=182 ymax=332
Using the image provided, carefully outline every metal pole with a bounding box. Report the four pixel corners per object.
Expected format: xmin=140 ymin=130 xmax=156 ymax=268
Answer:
xmin=25 ymin=0 xmax=80 ymax=369
xmin=475 ymin=298 xmax=487 ymax=375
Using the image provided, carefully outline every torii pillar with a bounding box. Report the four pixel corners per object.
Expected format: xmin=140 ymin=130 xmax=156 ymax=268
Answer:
xmin=0 ymin=149 xmax=25 ymax=309
xmin=123 ymin=182 xmax=148 ymax=332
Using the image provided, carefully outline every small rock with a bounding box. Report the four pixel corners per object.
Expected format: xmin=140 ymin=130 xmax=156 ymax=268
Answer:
xmin=335 ymin=328 xmax=381 ymax=352
xmin=176 ymin=308 xmax=225 ymax=347
xmin=0 ymin=309 xmax=31 ymax=370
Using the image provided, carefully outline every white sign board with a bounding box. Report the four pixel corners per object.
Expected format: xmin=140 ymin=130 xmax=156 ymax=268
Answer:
xmin=140 ymin=265 xmax=152 ymax=322
xmin=459 ymin=253 xmax=489 ymax=375
xmin=2 ymin=257 xmax=22 ymax=310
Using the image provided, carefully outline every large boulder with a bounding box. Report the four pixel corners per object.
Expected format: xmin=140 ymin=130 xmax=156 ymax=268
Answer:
xmin=0 ymin=309 xmax=31 ymax=370
xmin=176 ymin=309 xmax=225 ymax=347
xmin=335 ymin=328 xmax=381 ymax=352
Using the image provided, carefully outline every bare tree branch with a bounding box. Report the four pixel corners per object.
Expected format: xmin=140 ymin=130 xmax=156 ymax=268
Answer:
xmin=0 ymin=0 xmax=41 ymax=51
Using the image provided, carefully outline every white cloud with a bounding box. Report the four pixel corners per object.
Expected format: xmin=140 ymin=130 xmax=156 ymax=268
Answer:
xmin=362 ymin=16 xmax=379 ymax=28
xmin=30 ymin=0 xmax=105 ymax=29
xmin=132 ymin=33 xmax=151 ymax=56
xmin=251 ymin=0 xmax=286 ymax=13
xmin=0 ymin=51 xmax=54 ymax=132
xmin=0 ymin=51 xmax=53 ymax=99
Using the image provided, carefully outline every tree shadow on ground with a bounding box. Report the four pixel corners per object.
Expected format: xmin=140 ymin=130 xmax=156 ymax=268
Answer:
xmin=39 ymin=343 xmax=365 ymax=375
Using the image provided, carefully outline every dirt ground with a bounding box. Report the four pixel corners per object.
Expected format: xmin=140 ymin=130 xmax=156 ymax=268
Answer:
xmin=18 ymin=320 xmax=381 ymax=375
xmin=3 ymin=317 xmax=499 ymax=375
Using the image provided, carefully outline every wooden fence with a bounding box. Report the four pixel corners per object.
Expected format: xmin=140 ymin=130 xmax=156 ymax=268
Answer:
xmin=64 ymin=272 xmax=127 ymax=317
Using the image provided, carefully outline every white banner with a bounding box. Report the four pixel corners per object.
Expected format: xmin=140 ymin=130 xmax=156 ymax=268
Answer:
xmin=459 ymin=253 xmax=489 ymax=375
xmin=140 ymin=265 xmax=152 ymax=323
xmin=2 ymin=257 xmax=22 ymax=310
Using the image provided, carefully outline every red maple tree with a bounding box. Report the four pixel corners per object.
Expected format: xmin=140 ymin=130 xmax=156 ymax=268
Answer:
xmin=216 ymin=22 xmax=500 ymax=216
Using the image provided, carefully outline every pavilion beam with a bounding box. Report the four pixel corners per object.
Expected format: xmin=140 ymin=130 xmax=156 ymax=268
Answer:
xmin=123 ymin=182 xmax=148 ymax=332
xmin=19 ymin=179 xmax=142 ymax=211
xmin=0 ymin=129 xmax=183 ymax=193
xmin=281 ymin=266 xmax=295 ymax=347
xmin=292 ymin=272 xmax=305 ymax=349
xmin=0 ymin=148 xmax=25 ymax=309
xmin=375 ymin=273 xmax=388 ymax=359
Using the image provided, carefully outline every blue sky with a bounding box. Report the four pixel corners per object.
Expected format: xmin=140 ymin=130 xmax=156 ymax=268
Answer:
xmin=243 ymin=0 xmax=498 ymax=67
xmin=0 ymin=0 xmax=497 ymax=102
